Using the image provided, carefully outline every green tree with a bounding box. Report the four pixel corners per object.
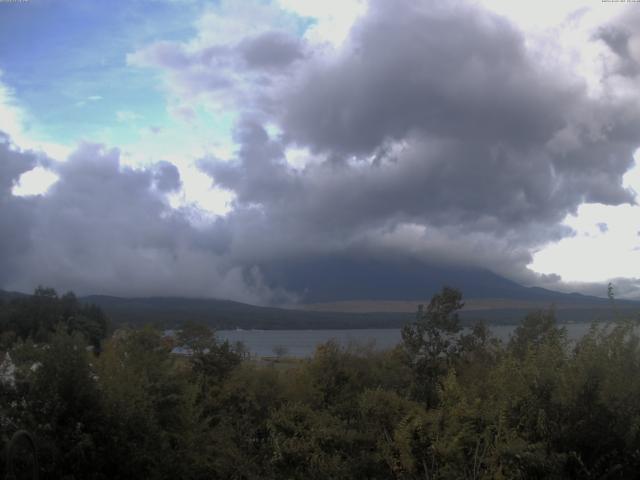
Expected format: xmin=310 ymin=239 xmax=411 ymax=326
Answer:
xmin=96 ymin=327 xmax=205 ymax=479
xmin=401 ymin=286 xmax=464 ymax=406
xmin=508 ymin=308 xmax=566 ymax=359
xmin=14 ymin=328 xmax=103 ymax=478
xmin=268 ymin=402 xmax=353 ymax=479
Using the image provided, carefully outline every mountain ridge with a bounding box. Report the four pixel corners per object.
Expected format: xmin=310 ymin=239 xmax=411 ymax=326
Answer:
xmin=257 ymin=257 xmax=618 ymax=304
xmin=2 ymin=266 xmax=638 ymax=329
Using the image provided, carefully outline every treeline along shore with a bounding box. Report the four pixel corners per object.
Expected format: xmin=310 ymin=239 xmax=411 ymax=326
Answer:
xmin=2 ymin=286 xmax=640 ymax=478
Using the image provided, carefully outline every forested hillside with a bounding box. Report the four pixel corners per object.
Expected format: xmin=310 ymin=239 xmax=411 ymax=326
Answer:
xmin=4 ymin=287 xmax=638 ymax=331
xmin=2 ymin=287 xmax=640 ymax=478
xmin=81 ymin=294 xmax=415 ymax=329
xmin=81 ymin=293 xmax=640 ymax=329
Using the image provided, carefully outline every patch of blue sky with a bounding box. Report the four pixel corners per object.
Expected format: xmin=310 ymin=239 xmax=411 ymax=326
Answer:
xmin=0 ymin=0 xmax=206 ymax=147
xmin=0 ymin=0 xmax=316 ymax=158
xmin=116 ymin=107 xmax=238 ymax=165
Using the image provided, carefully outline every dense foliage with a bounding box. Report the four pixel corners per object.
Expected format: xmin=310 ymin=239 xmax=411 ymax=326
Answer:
xmin=0 ymin=286 xmax=108 ymax=349
xmin=1 ymin=287 xmax=640 ymax=478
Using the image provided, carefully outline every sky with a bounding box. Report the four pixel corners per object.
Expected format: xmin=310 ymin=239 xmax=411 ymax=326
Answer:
xmin=1 ymin=0 xmax=640 ymax=302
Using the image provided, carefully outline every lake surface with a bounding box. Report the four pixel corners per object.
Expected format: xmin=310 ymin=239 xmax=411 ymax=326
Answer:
xmin=217 ymin=322 xmax=600 ymax=357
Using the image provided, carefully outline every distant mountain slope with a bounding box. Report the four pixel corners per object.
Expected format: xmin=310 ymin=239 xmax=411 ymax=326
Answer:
xmin=259 ymin=256 xmax=616 ymax=304
xmin=81 ymin=295 xmax=414 ymax=329
xmin=295 ymin=298 xmax=629 ymax=314
xmin=81 ymin=294 xmax=640 ymax=330
xmin=5 ymin=258 xmax=639 ymax=330
xmin=0 ymin=289 xmax=29 ymax=301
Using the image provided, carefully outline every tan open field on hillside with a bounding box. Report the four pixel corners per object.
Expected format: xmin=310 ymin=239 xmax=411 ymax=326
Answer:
xmin=289 ymin=299 xmax=611 ymax=314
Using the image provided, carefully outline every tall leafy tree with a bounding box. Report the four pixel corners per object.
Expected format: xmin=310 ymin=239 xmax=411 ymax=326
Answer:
xmin=401 ymin=286 xmax=464 ymax=406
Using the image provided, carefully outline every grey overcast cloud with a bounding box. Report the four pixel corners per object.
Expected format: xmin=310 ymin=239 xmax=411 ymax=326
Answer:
xmin=1 ymin=0 xmax=640 ymax=303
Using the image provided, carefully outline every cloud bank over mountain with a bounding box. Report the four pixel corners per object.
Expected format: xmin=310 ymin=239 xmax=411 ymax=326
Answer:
xmin=2 ymin=0 xmax=640 ymax=301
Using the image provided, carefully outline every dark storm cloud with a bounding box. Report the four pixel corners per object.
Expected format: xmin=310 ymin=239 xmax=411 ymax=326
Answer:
xmin=0 ymin=139 xmax=288 ymax=303
xmin=4 ymin=0 xmax=640 ymax=302
xmin=272 ymin=0 xmax=637 ymax=222
xmin=599 ymin=27 xmax=632 ymax=58
xmin=0 ymin=133 xmax=37 ymax=191
xmin=129 ymin=28 xmax=304 ymax=104
xmin=239 ymin=31 xmax=304 ymax=70
xmin=200 ymin=117 xmax=574 ymax=290
xmin=198 ymin=0 xmax=640 ymax=294
xmin=200 ymin=118 xmax=295 ymax=206
xmin=0 ymin=135 xmax=38 ymax=283
xmin=281 ymin=1 xmax=572 ymax=155
xmin=203 ymin=121 xmax=569 ymax=238
xmin=129 ymin=42 xmax=233 ymax=97
xmin=153 ymin=160 xmax=181 ymax=192
xmin=597 ymin=22 xmax=640 ymax=78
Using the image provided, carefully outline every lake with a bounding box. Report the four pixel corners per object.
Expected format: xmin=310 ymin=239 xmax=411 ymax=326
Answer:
xmin=217 ymin=322 xmax=601 ymax=357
